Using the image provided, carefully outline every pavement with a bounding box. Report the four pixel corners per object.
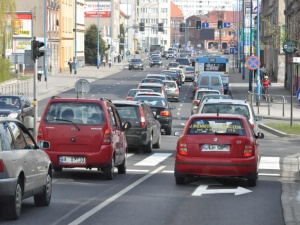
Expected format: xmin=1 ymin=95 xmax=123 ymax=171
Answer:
xmin=0 ymin=58 xmax=300 ymax=224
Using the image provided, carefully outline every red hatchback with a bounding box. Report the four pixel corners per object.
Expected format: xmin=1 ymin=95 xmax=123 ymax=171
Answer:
xmin=37 ymin=97 xmax=131 ymax=180
xmin=174 ymin=114 xmax=264 ymax=186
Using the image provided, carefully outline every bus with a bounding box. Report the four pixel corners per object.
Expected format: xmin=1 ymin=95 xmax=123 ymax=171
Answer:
xmin=195 ymin=56 xmax=230 ymax=94
xmin=150 ymin=44 xmax=165 ymax=54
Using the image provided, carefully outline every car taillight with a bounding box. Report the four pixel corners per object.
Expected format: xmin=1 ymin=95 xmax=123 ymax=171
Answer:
xmin=175 ymin=89 xmax=179 ymax=93
xmin=195 ymin=86 xmax=199 ymax=91
xmin=103 ymin=129 xmax=112 ymax=144
xmin=221 ymin=87 xmax=224 ymax=94
xmin=139 ymin=107 xmax=146 ymax=128
xmin=37 ymin=127 xmax=45 ymax=143
xmin=243 ymin=141 xmax=254 ymax=157
xmin=251 ymin=124 xmax=255 ymax=130
xmin=177 ymin=139 xmax=188 ymax=156
xmin=0 ymin=160 xmax=4 ymax=172
xmin=193 ymin=100 xmax=200 ymax=106
xmin=160 ymin=111 xmax=170 ymax=117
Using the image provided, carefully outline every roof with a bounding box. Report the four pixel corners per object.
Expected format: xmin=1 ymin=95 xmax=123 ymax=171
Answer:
xmin=170 ymin=2 xmax=184 ymax=18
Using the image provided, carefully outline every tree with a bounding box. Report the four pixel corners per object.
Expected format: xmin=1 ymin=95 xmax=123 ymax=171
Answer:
xmin=0 ymin=0 xmax=15 ymax=82
xmin=119 ymin=23 xmax=125 ymax=54
xmin=84 ymin=24 xmax=109 ymax=65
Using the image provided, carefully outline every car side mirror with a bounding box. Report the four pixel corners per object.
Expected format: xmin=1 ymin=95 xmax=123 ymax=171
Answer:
xmin=174 ymin=131 xmax=182 ymax=136
xmin=170 ymin=105 xmax=176 ymax=109
xmin=123 ymin=121 xmax=132 ymax=130
xmin=256 ymin=132 xmax=264 ymax=139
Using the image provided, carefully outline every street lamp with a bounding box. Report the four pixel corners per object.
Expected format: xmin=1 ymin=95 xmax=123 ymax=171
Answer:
xmin=97 ymin=0 xmax=100 ymax=69
xmin=74 ymin=0 xmax=77 ymax=74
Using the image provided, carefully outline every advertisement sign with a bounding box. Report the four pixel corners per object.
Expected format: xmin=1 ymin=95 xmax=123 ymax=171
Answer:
xmin=84 ymin=2 xmax=111 ymax=18
xmin=13 ymin=14 xmax=32 ymax=38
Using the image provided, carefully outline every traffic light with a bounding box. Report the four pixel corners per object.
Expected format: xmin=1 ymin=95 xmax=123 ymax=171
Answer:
xmin=179 ymin=23 xmax=185 ymax=32
xmin=218 ymin=20 xmax=223 ymax=29
xmin=31 ymin=37 xmax=45 ymax=60
xmin=139 ymin=22 xmax=145 ymax=31
xmin=158 ymin=23 xmax=164 ymax=32
xmin=196 ymin=20 xmax=201 ymax=29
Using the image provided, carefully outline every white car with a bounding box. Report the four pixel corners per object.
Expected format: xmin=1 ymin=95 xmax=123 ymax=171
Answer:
xmin=0 ymin=118 xmax=52 ymax=220
xmin=191 ymin=89 xmax=220 ymax=115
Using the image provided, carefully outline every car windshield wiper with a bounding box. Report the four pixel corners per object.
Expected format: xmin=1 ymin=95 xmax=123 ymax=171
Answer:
xmin=214 ymin=132 xmax=239 ymax=136
xmin=54 ymin=119 xmax=80 ymax=131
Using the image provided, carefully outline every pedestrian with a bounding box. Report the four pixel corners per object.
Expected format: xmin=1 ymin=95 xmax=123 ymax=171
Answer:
xmin=68 ymin=58 xmax=73 ymax=74
xmin=261 ymin=64 xmax=267 ymax=77
xmin=108 ymin=59 xmax=112 ymax=68
xmin=118 ymin=54 xmax=121 ymax=63
xmin=102 ymin=57 xmax=106 ymax=67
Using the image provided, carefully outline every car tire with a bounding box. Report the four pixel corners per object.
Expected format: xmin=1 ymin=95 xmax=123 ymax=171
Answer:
xmin=3 ymin=179 xmax=23 ymax=220
xmin=117 ymin=156 xmax=127 ymax=174
xmin=247 ymin=178 xmax=257 ymax=187
xmin=34 ymin=172 xmax=52 ymax=206
xmin=144 ymin=134 xmax=153 ymax=153
xmin=53 ymin=166 xmax=62 ymax=172
xmin=129 ymin=67 xmax=131 ymax=70
xmin=103 ymin=157 xmax=114 ymax=180
xmin=165 ymin=127 xmax=172 ymax=135
xmin=153 ymin=132 xmax=161 ymax=149
xmin=141 ymin=67 xmax=144 ymax=70
xmin=175 ymin=176 xmax=186 ymax=185
xmin=175 ymin=98 xmax=179 ymax=102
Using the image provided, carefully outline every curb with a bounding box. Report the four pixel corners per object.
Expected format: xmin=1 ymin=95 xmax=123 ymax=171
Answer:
xmin=258 ymin=124 xmax=300 ymax=138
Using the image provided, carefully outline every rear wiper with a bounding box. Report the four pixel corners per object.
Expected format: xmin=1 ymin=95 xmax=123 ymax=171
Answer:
xmin=55 ymin=119 xmax=80 ymax=131
xmin=214 ymin=132 xmax=239 ymax=135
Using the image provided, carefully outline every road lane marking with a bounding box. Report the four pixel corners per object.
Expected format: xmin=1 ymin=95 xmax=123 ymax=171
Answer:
xmin=259 ymin=157 xmax=280 ymax=170
xmin=127 ymin=169 xmax=149 ymax=173
xmin=68 ymin=166 xmax=165 ymax=225
xmin=134 ymin=153 xmax=172 ymax=166
xmin=192 ymin=185 xmax=252 ymax=196
xmin=258 ymin=173 xmax=280 ymax=176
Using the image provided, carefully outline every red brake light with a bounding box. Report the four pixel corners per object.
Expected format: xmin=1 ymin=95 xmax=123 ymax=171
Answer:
xmin=37 ymin=127 xmax=44 ymax=143
xmin=251 ymin=124 xmax=255 ymax=130
xmin=139 ymin=107 xmax=146 ymax=128
xmin=103 ymin=129 xmax=112 ymax=144
xmin=175 ymin=89 xmax=179 ymax=93
xmin=177 ymin=139 xmax=188 ymax=156
xmin=243 ymin=141 xmax=254 ymax=157
xmin=160 ymin=111 xmax=170 ymax=117
xmin=193 ymin=100 xmax=200 ymax=106
xmin=0 ymin=160 xmax=4 ymax=172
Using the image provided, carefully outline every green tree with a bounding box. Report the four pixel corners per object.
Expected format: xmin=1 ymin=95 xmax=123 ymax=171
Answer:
xmin=0 ymin=0 xmax=16 ymax=83
xmin=84 ymin=24 xmax=108 ymax=65
xmin=119 ymin=23 xmax=125 ymax=54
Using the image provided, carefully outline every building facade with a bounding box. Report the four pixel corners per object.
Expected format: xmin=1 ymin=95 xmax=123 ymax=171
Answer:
xmin=170 ymin=1 xmax=184 ymax=47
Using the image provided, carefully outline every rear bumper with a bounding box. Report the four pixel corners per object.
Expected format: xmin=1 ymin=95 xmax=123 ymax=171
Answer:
xmin=175 ymin=155 xmax=257 ymax=178
xmin=156 ymin=117 xmax=172 ymax=129
xmin=0 ymin=177 xmax=18 ymax=202
xmin=125 ymin=131 xmax=149 ymax=147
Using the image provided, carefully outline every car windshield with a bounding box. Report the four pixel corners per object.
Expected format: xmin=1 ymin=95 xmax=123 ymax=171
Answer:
xmin=163 ymin=82 xmax=177 ymax=88
xmin=0 ymin=97 xmax=21 ymax=109
xmin=133 ymin=97 xmax=167 ymax=107
xmin=186 ymin=67 xmax=194 ymax=72
xmin=187 ymin=118 xmax=245 ymax=136
xmin=196 ymin=91 xmax=220 ymax=99
xmin=168 ymin=63 xmax=179 ymax=67
xmin=43 ymin=102 xmax=105 ymax=125
xmin=201 ymin=104 xmax=250 ymax=118
xmin=152 ymin=57 xmax=161 ymax=61
xmin=131 ymin=59 xmax=142 ymax=63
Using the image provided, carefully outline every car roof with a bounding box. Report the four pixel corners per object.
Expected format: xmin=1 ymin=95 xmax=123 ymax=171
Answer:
xmin=138 ymin=83 xmax=164 ymax=87
xmin=201 ymin=99 xmax=249 ymax=105
xmin=162 ymin=80 xmax=176 ymax=83
xmin=146 ymin=74 xmax=165 ymax=77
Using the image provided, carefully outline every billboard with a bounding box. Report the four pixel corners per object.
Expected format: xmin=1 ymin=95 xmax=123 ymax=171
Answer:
xmin=13 ymin=14 xmax=32 ymax=38
xmin=84 ymin=1 xmax=111 ymax=18
xmin=200 ymin=29 xmax=215 ymax=41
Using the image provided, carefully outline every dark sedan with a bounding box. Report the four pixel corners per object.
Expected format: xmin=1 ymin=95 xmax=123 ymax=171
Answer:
xmin=149 ymin=56 xmax=163 ymax=67
xmin=132 ymin=96 xmax=176 ymax=135
xmin=129 ymin=58 xmax=144 ymax=70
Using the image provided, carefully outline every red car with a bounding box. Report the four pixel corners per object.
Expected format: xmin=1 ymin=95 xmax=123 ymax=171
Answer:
xmin=174 ymin=114 xmax=264 ymax=186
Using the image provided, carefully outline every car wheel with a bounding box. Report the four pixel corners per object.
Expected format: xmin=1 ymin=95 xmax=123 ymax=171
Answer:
xmin=165 ymin=127 xmax=172 ymax=135
xmin=53 ymin=166 xmax=62 ymax=172
xmin=175 ymin=98 xmax=179 ymax=102
xmin=117 ymin=155 xmax=127 ymax=174
xmin=34 ymin=172 xmax=52 ymax=206
xmin=3 ymin=179 xmax=23 ymax=220
xmin=175 ymin=176 xmax=186 ymax=185
xmin=129 ymin=67 xmax=131 ymax=70
xmin=153 ymin=132 xmax=161 ymax=149
xmin=144 ymin=134 xmax=153 ymax=153
xmin=141 ymin=67 xmax=144 ymax=70
xmin=103 ymin=157 xmax=114 ymax=180
xmin=247 ymin=178 xmax=257 ymax=187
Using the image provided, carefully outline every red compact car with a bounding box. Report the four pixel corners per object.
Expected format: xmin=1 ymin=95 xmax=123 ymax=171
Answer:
xmin=174 ymin=114 xmax=264 ymax=186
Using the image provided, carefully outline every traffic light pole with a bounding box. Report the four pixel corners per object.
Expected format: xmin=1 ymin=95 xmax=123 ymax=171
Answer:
xmin=33 ymin=58 xmax=38 ymax=141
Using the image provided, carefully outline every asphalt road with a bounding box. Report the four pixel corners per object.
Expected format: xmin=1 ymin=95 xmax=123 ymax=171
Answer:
xmin=4 ymin=61 xmax=299 ymax=225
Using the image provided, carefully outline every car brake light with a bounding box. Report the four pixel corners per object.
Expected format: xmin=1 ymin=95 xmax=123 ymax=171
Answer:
xmin=37 ymin=127 xmax=45 ymax=143
xmin=0 ymin=160 xmax=4 ymax=172
xmin=160 ymin=111 xmax=170 ymax=117
xmin=251 ymin=124 xmax=255 ymax=130
xmin=139 ymin=107 xmax=146 ymax=128
xmin=103 ymin=129 xmax=112 ymax=144
xmin=177 ymin=139 xmax=188 ymax=156
xmin=243 ymin=141 xmax=254 ymax=157
xmin=175 ymin=89 xmax=179 ymax=93
xmin=193 ymin=100 xmax=200 ymax=106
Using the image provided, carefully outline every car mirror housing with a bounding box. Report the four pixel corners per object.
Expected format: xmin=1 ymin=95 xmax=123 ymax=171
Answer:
xmin=256 ymin=132 xmax=264 ymax=139
xmin=123 ymin=121 xmax=132 ymax=130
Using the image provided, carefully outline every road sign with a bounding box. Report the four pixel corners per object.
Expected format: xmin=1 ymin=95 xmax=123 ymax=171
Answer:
xmin=202 ymin=22 xmax=209 ymax=28
xmin=296 ymin=88 xmax=300 ymax=103
xmin=292 ymin=57 xmax=300 ymax=63
xmin=192 ymin=185 xmax=252 ymax=196
xmin=283 ymin=40 xmax=297 ymax=54
xmin=224 ymin=22 xmax=230 ymax=28
xmin=246 ymin=55 xmax=260 ymax=70
xmin=230 ymin=47 xmax=237 ymax=54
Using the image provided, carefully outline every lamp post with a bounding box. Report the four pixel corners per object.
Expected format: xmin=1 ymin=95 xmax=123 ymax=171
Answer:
xmin=74 ymin=0 xmax=77 ymax=74
xmin=97 ymin=0 xmax=100 ymax=69
xmin=44 ymin=0 xmax=48 ymax=80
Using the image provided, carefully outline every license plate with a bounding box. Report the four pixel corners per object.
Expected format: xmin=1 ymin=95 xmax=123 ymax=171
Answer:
xmin=134 ymin=66 xmax=138 ymax=68
xmin=59 ymin=156 xmax=86 ymax=164
xmin=202 ymin=144 xmax=229 ymax=152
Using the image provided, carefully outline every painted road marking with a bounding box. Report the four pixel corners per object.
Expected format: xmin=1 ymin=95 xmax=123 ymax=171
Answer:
xmin=259 ymin=157 xmax=280 ymax=170
xmin=135 ymin=153 xmax=172 ymax=166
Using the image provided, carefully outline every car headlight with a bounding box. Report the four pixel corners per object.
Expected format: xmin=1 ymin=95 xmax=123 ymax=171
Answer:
xmin=8 ymin=112 xmax=19 ymax=119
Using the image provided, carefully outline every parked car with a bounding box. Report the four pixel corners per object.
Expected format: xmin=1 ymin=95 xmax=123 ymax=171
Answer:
xmin=37 ymin=97 xmax=132 ymax=180
xmin=0 ymin=118 xmax=52 ymax=220
xmin=112 ymin=100 xmax=161 ymax=153
xmin=174 ymin=114 xmax=264 ymax=186
xmin=191 ymin=89 xmax=221 ymax=115
xmin=193 ymin=72 xmax=224 ymax=95
xmin=0 ymin=94 xmax=34 ymax=127
xmin=137 ymin=83 xmax=168 ymax=99
xmin=129 ymin=58 xmax=144 ymax=70
xmin=141 ymin=78 xmax=163 ymax=84
xmin=162 ymin=80 xmax=180 ymax=102
xmin=125 ymin=89 xmax=154 ymax=101
xmin=149 ymin=56 xmax=163 ymax=67
xmin=132 ymin=96 xmax=175 ymax=135
xmin=196 ymin=99 xmax=263 ymax=132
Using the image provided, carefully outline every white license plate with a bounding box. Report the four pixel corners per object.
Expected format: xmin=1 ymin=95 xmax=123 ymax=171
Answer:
xmin=134 ymin=66 xmax=139 ymax=68
xmin=202 ymin=144 xmax=229 ymax=152
xmin=59 ymin=156 xmax=86 ymax=164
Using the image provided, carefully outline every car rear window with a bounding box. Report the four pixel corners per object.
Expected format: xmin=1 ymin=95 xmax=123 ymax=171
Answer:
xmin=133 ymin=97 xmax=167 ymax=107
xmin=131 ymin=59 xmax=142 ymax=62
xmin=176 ymin=59 xmax=190 ymax=65
xmin=139 ymin=86 xmax=161 ymax=93
xmin=197 ymin=91 xmax=220 ymax=99
xmin=187 ymin=118 xmax=245 ymax=136
xmin=115 ymin=105 xmax=140 ymax=124
xmin=43 ymin=102 xmax=104 ymax=125
xmin=201 ymin=104 xmax=250 ymax=118
xmin=186 ymin=67 xmax=194 ymax=72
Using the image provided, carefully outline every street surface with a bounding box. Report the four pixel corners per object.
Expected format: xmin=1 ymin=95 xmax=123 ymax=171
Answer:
xmin=2 ymin=60 xmax=300 ymax=225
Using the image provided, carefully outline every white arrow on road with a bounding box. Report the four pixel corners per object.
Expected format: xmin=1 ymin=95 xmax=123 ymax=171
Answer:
xmin=192 ymin=185 xmax=252 ymax=196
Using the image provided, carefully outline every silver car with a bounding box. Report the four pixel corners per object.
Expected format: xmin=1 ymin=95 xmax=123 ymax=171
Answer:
xmin=196 ymin=99 xmax=263 ymax=132
xmin=0 ymin=118 xmax=52 ymax=220
xmin=163 ymin=80 xmax=180 ymax=102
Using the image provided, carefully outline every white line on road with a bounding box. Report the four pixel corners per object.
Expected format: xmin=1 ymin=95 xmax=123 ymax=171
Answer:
xmin=259 ymin=157 xmax=280 ymax=170
xmin=68 ymin=166 xmax=165 ymax=225
xmin=258 ymin=173 xmax=280 ymax=176
xmin=135 ymin=153 xmax=172 ymax=166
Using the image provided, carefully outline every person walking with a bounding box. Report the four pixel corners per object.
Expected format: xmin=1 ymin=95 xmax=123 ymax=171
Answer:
xmin=102 ymin=57 xmax=106 ymax=67
xmin=261 ymin=64 xmax=267 ymax=77
xmin=68 ymin=58 xmax=73 ymax=74
xmin=108 ymin=59 xmax=112 ymax=68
